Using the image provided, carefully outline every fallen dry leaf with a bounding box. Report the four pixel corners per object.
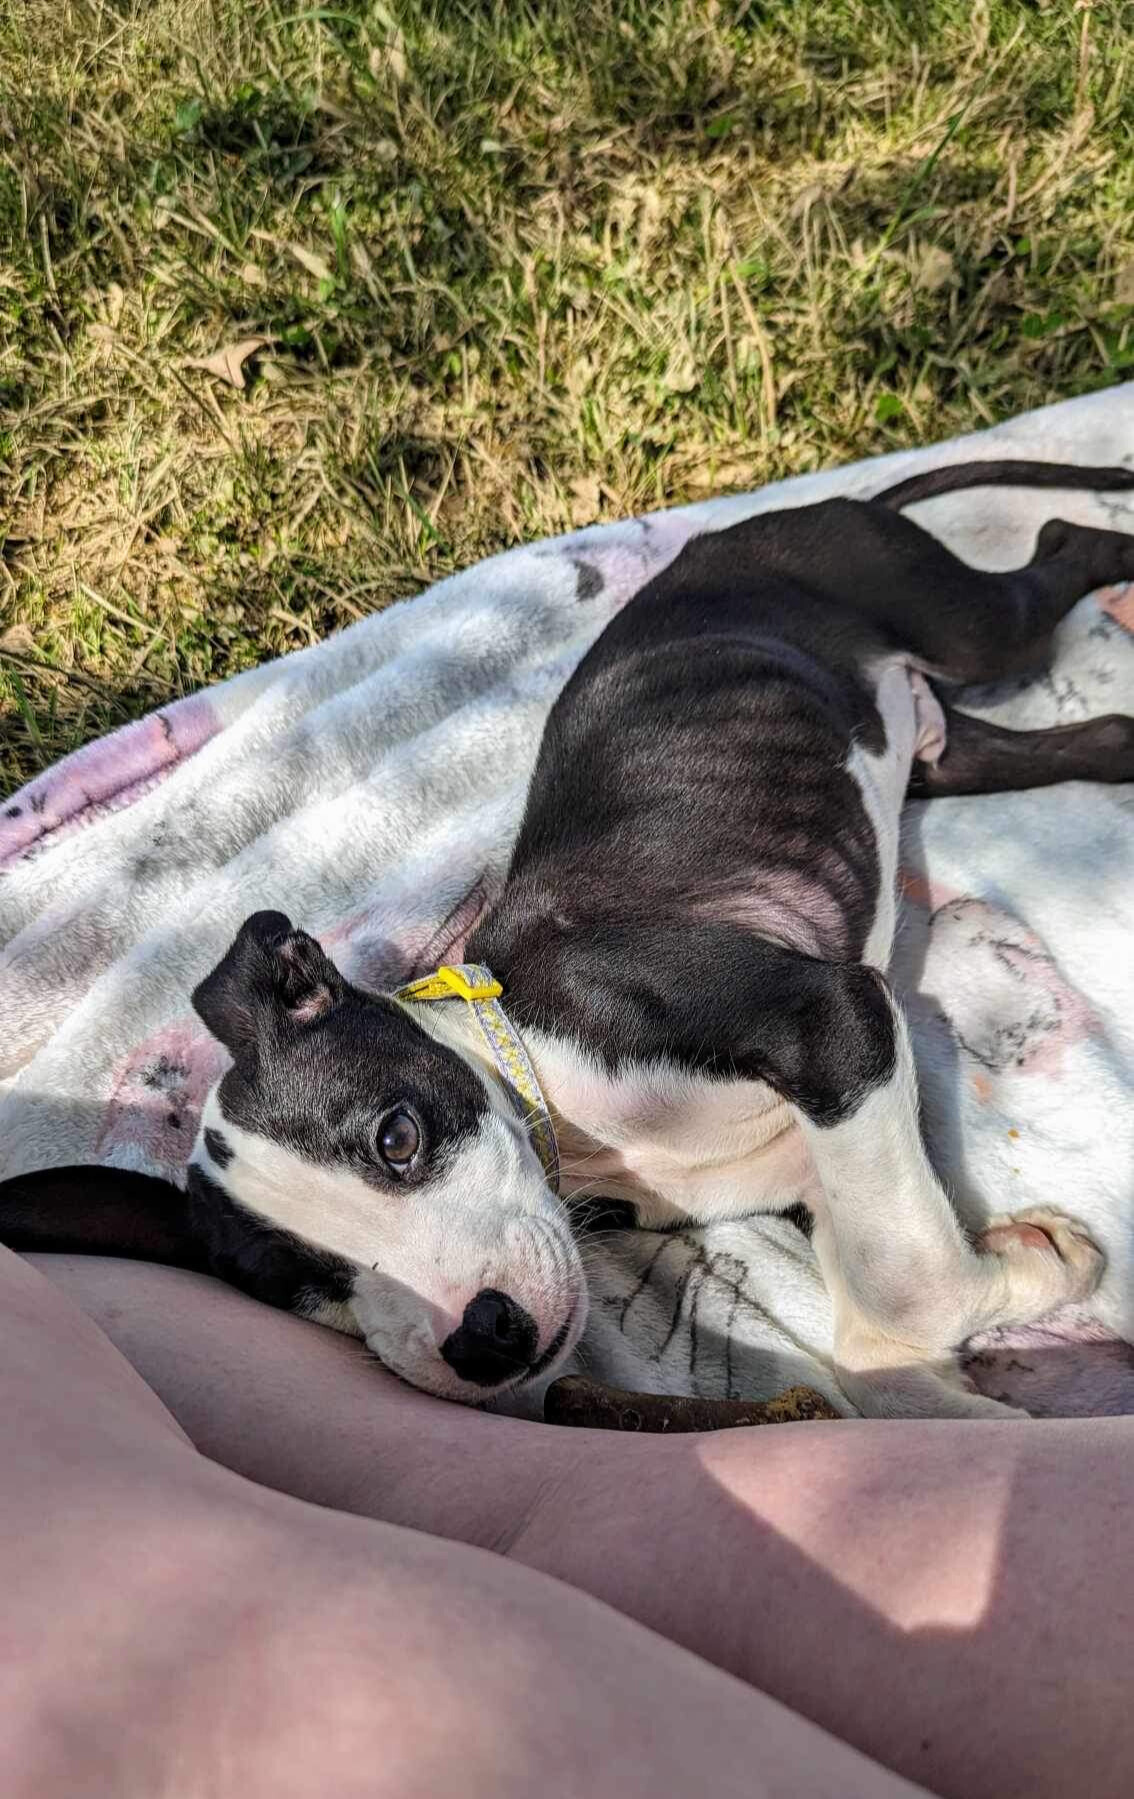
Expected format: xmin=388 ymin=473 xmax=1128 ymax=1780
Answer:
xmin=686 ymin=458 xmax=755 ymax=491
xmin=287 ymin=242 xmax=334 ymax=284
xmin=0 ymin=622 xmax=38 ymax=657
xmin=103 ymin=282 xmax=125 ymax=327
xmin=912 ymin=244 xmax=958 ymax=293
xmin=184 ymin=335 xmax=275 ymax=389
xmin=569 ymin=474 xmax=602 ymax=525
xmin=369 ymin=29 xmax=407 ymax=84
xmin=790 ymin=181 xmax=825 ymax=218
xmin=662 ymin=347 xmax=699 ymax=393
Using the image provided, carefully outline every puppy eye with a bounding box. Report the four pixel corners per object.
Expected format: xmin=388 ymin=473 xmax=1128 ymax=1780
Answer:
xmin=378 ymin=1109 xmax=421 ymax=1171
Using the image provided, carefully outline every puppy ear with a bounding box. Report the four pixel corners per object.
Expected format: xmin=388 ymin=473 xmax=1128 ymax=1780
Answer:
xmin=272 ymin=929 xmax=346 ymax=1025
xmin=192 ymin=911 xmax=347 ymax=1057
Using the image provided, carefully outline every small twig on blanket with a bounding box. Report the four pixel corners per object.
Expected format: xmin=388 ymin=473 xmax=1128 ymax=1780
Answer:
xmin=544 ymin=1374 xmax=840 ymax=1433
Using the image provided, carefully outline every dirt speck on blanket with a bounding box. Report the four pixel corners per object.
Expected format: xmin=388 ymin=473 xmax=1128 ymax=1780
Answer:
xmin=3 ymin=388 xmax=1134 ymax=1418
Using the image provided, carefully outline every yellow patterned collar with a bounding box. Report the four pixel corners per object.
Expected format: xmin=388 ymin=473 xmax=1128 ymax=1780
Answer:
xmin=395 ymin=964 xmax=560 ymax=1191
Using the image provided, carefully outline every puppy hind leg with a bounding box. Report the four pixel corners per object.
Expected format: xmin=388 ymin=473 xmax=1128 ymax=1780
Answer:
xmin=1026 ymin=515 xmax=1134 ymax=600
xmin=996 ymin=518 xmax=1134 ymax=676
xmin=778 ymin=970 xmax=1103 ymax=1415
xmin=933 ymin=519 xmax=1134 ymax=684
xmin=907 ymin=700 xmax=1134 ymax=797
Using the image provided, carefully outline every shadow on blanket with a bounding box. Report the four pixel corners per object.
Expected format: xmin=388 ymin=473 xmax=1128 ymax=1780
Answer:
xmin=579 ymin=1230 xmax=1134 ymax=1422
xmin=6 ymin=1092 xmax=1134 ymax=1423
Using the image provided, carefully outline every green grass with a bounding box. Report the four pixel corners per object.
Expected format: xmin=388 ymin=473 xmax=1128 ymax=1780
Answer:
xmin=3 ymin=0 xmax=1134 ymax=792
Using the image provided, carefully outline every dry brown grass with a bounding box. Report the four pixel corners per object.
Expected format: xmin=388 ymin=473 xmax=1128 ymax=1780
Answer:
xmin=3 ymin=0 xmax=1134 ymax=791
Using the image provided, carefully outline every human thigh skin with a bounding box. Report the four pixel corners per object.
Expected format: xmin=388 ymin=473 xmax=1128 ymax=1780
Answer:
xmin=29 ymin=1248 xmax=1134 ymax=1799
xmin=1 ymin=1243 xmax=929 ymax=1799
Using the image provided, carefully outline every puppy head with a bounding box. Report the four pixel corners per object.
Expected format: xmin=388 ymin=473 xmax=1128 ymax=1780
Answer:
xmin=187 ymin=911 xmax=586 ymax=1402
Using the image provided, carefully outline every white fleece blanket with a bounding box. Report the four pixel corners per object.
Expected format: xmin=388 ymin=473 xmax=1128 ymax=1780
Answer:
xmin=4 ymin=387 xmax=1134 ymax=1416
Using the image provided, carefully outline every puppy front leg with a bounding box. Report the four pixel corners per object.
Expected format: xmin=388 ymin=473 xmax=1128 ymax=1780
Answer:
xmin=780 ymin=968 xmax=1103 ymax=1414
xmin=557 ymin=924 xmax=1102 ymax=1419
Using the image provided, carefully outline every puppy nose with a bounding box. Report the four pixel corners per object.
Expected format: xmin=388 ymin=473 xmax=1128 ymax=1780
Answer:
xmin=440 ymin=1288 xmax=539 ymax=1387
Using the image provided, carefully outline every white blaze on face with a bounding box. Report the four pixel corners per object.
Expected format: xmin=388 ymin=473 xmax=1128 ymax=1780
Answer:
xmin=194 ymin=1086 xmax=586 ymax=1403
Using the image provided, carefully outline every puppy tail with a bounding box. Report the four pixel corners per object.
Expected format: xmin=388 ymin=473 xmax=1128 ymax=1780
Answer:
xmin=873 ymin=458 xmax=1134 ymax=510
xmin=0 ymin=1164 xmax=208 ymax=1270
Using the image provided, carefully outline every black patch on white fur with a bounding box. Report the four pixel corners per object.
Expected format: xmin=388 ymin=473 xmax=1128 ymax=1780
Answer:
xmin=187 ymin=1164 xmax=355 ymax=1314
xmin=0 ymin=1165 xmax=205 ymax=1269
xmin=203 ymin=1127 xmax=233 ymax=1169
xmin=572 ymin=1195 xmax=639 ymax=1235
xmin=195 ymin=913 xmax=490 ymax=1187
xmin=781 ymin=1201 xmax=814 ymax=1239
xmin=476 ymin=913 xmax=896 ymax=1126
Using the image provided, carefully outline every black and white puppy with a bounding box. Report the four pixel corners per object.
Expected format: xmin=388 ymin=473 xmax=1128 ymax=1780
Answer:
xmin=197 ymin=916 xmax=591 ymax=1402
xmin=6 ymin=458 xmax=1134 ymax=1418
xmin=3 ymin=913 xmax=588 ymax=1406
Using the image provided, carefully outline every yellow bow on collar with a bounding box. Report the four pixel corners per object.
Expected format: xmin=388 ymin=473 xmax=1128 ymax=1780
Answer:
xmin=396 ymin=963 xmax=560 ymax=1191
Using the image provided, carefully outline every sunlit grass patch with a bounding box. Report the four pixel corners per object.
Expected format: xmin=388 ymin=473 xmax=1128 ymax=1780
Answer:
xmin=3 ymin=0 xmax=1133 ymax=787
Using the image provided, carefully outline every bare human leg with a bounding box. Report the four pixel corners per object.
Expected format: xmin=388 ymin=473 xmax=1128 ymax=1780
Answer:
xmin=0 ymin=1245 xmax=924 ymax=1799
xmin=29 ymin=1250 xmax=1134 ymax=1799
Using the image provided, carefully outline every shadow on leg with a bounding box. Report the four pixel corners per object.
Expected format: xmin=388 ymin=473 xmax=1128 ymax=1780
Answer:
xmin=783 ymin=972 xmax=1104 ymax=1416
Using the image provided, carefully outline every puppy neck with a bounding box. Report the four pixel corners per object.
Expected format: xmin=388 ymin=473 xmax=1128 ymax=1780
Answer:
xmin=392 ymin=993 xmax=519 ymax=1124
xmin=392 ymin=994 xmax=587 ymax=1183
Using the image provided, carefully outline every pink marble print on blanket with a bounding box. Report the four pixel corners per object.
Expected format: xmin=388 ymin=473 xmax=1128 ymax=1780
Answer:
xmin=320 ymin=873 xmax=493 ymax=992
xmin=96 ymin=1019 xmax=230 ymax=1176
xmin=1099 ymin=582 xmax=1134 ymax=633
xmin=0 ymin=693 xmax=220 ymax=868
xmin=900 ymin=875 xmax=1099 ymax=1080
xmin=925 ymin=896 xmax=1098 ymax=1079
xmin=903 ymin=881 xmax=1129 ymax=1415
xmin=536 ymin=510 xmax=701 ymax=610
xmin=965 ymin=1310 xmax=1134 ymax=1417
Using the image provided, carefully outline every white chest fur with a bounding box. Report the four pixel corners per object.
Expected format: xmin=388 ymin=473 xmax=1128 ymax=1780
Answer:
xmin=525 ymin=1030 xmax=819 ymax=1227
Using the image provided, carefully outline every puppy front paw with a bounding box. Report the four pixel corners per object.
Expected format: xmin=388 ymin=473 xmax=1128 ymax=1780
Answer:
xmin=977 ymin=1205 xmax=1104 ymax=1314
